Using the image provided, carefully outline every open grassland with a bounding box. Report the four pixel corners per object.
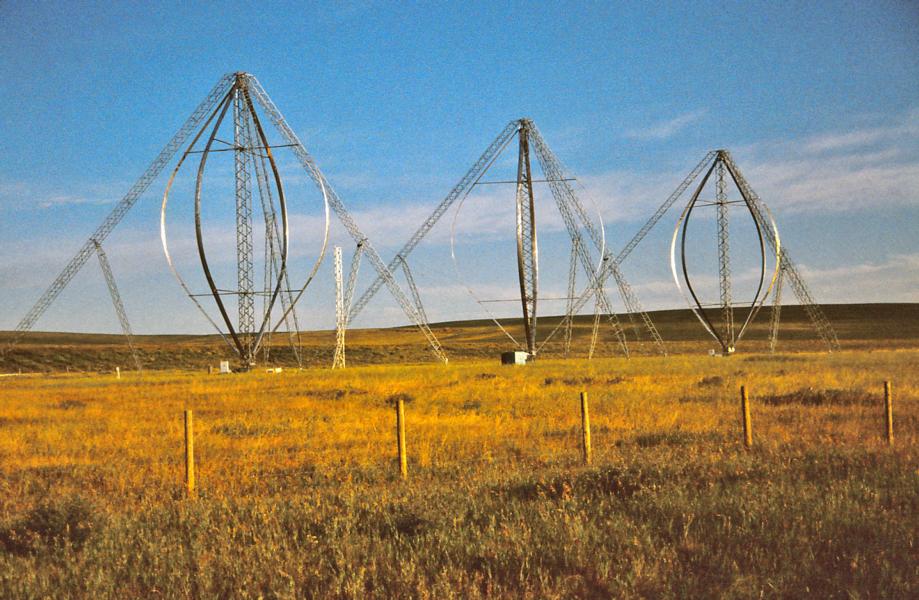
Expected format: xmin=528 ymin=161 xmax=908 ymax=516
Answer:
xmin=2 ymin=303 xmax=917 ymax=372
xmin=1 ymin=349 xmax=918 ymax=598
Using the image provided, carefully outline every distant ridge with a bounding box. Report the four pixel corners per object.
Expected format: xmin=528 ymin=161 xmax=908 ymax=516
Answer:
xmin=2 ymin=303 xmax=917 ymax=341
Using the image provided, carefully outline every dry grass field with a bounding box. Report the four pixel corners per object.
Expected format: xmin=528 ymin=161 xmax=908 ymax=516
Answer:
xmin=1 ymin=343 xmax=917 ymax=597
xmin=3 ymin=303 xmax=917 ymax=372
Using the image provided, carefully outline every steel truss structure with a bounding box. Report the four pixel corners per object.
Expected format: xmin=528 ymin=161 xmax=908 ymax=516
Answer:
xmin=514 ymin=126 xmax=539 ymax=354
xmin=332 ymin=242 xmax=365 ymax=369
xmin=5 ymin=72 xmax=450 ymax=365
xmin=333 ymin=247 xmax=345 ymax=369
xmin=161 ymin=72 xmax=318 ymax=367
xmin=92 ymin=240 xmax=142 ymax=371
xmin=3 ymin=77 xmax=837 ymax=360
xmin=576 ymin=149 xmax=837 ymax=354
xmin=768 ymin=251 xmax=786 ymax=353
xmin=670 ymin=151 xmax=781 ymax=354
xmin=351 ymin=118 xmax=666 ymax=358
xmin=719 ymin=151 xmax=839 ymax=351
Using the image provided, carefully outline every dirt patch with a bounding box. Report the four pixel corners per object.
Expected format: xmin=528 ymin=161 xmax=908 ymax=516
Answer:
xmin=697 ymin=375 xmax=724 ymax=387
xmin=759 ymin=388 xmax=877 ymax=407
xmin=55 ymin=399 xmax=87 ymax=410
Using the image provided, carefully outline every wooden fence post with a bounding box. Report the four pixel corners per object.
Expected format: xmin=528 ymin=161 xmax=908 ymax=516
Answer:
xmin=580 ymin=391 xmax=592 ymax=465
xmin=185 ymin=410 xmax=196 ymax=497
xmin=396 ymin=398 xmax=408 ymax=480
xmin=741 ymin=386 xmax=753 ymax=448
xmin=884 ymin=381 xmax=893 ymax=445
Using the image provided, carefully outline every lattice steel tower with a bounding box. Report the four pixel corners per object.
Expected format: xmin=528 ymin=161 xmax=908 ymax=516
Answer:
xmin=4 ymin=72 xmax=455 ymax=366
xmin=668 ymin=150 xmax=839 ymax=354
xmin=440 ymin=118 xmax=663 ymax=358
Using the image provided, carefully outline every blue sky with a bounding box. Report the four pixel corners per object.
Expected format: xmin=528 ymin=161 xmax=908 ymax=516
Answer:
xmin=1 ymin=1 xmax=917 ymax=335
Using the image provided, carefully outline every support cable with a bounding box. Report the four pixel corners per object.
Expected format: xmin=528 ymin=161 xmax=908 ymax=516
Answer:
xmin=719 ymin=152 xmax=839 ymax=351
xmin=333 ymin=247 xmax=346 ymax=369
xmin=716 ymin=160 xmax=734 ymax=349
xmin=4 ymin=73 xmax=236 ymax=354
xmin=247 ymin=75 xmax=448 ymax=363
xmin=564 ymin=237 xmax=579 ymax=356
xmin=769 ymin=254 xmax=785 ymax=353
xmin=348 ymin=120 xmax=520 ymax=322
xmin=92 ymin=240 xmax=143 ymax=372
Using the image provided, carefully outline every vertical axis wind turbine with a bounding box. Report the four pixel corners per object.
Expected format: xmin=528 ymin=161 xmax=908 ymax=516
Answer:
xmin=567 ymin=149 xmax=839 ymax=353
xmin=4 ymin=72 xmax=450 ymax=364
xmin=160 ymin=72 xmax=329 ymax=367
xmin=670 ymin=150 xmax=781 ymax=354
xmin=351 ymin=118 xmax=667 ymax=358
xmin=514 ymin=125 xmax=539 ymax=354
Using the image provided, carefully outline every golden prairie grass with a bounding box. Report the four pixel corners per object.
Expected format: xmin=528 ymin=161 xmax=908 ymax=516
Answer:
xmin=0 ymin=349 xmax=917 ymax=597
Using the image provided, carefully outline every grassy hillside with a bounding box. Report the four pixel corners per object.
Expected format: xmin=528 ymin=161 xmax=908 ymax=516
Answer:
xmin=2 ymin=303 xmax=917 ymax=373
xmin=0 ymin=350 xmax=916 ymax=597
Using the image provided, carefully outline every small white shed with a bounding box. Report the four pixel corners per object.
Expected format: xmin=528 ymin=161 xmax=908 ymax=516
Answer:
xmin=500 ymin=351 xmax=530 ymax=365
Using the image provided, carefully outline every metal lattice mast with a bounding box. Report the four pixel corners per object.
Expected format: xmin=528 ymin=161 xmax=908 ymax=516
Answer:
xmin=233 ymin=82 xmax=256 ymax=363
xmin=609 ymin=266 xmax=665 ymax=349
xmin=588 ymin=293 xmax=602 ymax=360
xmin=515 ymin=126 xmax=539 ymax=355
xmin=616 ymin=151 xmax=719 ymax=264
xmin=92 ymin=240 xmax=142 ymax=372
xmin=333 ymin=243 xmax=364 ymax=369
xmin=525 ymin=121 xmax=631 ymax=356
xmin=244 ymin=108 xmax=273 ymax=363
xmin=779 ymin=253 xmax=839 ymax=349
xmin=349 ymin=121 xmax=520 ymax=321
xmin=345 ymin=242 xmax=365 ymax=319
xmin=333 ymin=246 xmax=346 ymax=369
xmin=246 ymin=76 xmax=448 ymax=363
xmin=719 ymin=152 xmax=840 ymax=351
xmin=527 ymin=121 xmax=664 ymax=351
xmin=555 ymin=151 xmax=719 ymax=344
xmin=769 ymin=254 xmax=785 ymax=353
xmin=246 ymin=110 xmax=303 ymax=366
xmin=715 ymin=158 xmax=734 ymax=350
xmin=3 ymin=74 xmax=235 ymax=354
xmin=398 ymin=257 xmax=428 ymax=325
xmin=564 ymin=237 xmax=579 ymax=356
xmin=251 ymin=118 xmax=275 ymax=363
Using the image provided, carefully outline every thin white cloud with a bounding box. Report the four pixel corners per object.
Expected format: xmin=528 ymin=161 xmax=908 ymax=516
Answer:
xmin=803 ymin=128 xmax=891 ymax=153
xmin=794 ymin=253 xmax=919 ymax=304
xmin=737 ymin=111 xmax=919 ymax=214
xmin=36 ymin=194 xmax=113 ymax=209
xmin=612 ymin=253 xmax=919 ymax=313
xmin=5 ymin=107 xmax=919 ymax=332
xmin=625 ymin=109 xmax=707 ymax=141
xmin=582 ymin=106 xmax=919 ymax=221
xmin=803 ymin=108 xmax=919 ymax=153
xmin=0 ymin=180 xmax=126 ymax=210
